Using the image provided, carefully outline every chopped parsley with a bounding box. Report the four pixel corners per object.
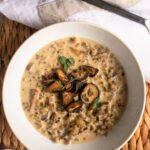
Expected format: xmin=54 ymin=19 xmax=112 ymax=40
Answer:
xmin=88 ymin=88 xmax=93 ymax=96
xmin=58 ymin=56 xmax=75 ymax=71
xmin=74 ymin=95 xmax=79 ymax=101
xmin=57 ymin=80 xmax=64 ymax=88
xmin=92 ymin=97 xmax=100 ymax=109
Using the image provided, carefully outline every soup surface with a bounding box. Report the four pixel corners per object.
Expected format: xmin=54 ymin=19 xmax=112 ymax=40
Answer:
xmin=21 ymin=37 xmax=127 ymax=145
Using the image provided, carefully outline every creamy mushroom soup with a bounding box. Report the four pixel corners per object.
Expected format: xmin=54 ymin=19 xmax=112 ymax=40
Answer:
xmin=21 ymin=37 xmax=127 ymax=145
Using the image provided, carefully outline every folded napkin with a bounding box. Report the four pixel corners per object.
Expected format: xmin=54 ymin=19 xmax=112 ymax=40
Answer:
xmin=0 ymin=0 xmax=146 ymax=29
xmin=0 ymin=0 xmax=150 ymax=82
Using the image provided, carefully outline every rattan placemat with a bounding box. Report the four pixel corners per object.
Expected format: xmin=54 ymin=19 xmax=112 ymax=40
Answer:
xmin=0 ymin=17 xmax=150 ymax=150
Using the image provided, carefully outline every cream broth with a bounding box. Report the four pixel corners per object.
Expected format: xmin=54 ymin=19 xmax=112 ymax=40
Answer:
xmin=21 ymin=37 xmax=127 ymax=145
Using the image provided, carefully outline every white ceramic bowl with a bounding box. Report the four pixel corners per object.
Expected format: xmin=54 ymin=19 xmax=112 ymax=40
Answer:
xmin=3 ymin=22 xmax=146 ymax=150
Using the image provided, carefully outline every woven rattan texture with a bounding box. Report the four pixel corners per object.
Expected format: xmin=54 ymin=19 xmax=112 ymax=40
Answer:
xmin=0 ymin=17 xmax=150 ymax=150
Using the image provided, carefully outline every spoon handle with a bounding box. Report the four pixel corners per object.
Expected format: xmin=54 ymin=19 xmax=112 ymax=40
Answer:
xmin=82 ymin=0 xmax=145 ymax=25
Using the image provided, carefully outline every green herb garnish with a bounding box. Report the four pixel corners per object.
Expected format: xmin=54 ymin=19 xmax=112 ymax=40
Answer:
xmin=88 ymin=88 xmax=93 ymax=96
xmin=68 ymin=57 xmax=75 ymax=65
xmin=58 ymin=56 xmax=67 ymax=64
xmin=74 ymin=95 xmax=79 ymax=101
xmin=58 ymin=80 xmax=64 ymax=88
xmin=92 ymin=97 xmax=100 ymax=109
xmin=64 ymin=63 xmax=68 ymax=72
xmin=58 ymin=56 xmax=75 ymax=71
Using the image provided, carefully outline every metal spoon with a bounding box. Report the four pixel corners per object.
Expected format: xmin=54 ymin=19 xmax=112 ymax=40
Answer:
xmin=82 ymin=0 xmax=150 ymax=33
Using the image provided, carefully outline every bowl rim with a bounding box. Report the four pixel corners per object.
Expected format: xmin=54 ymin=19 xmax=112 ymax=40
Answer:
xmin=2 ymin=21 xmax=146 ymax=150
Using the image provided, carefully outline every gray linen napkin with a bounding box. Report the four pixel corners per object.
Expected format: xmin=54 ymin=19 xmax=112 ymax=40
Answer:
xmin=38 ymin=0 xmax=98 ymax=25
xmin=0 ymin=0 xmax=143 ymax=28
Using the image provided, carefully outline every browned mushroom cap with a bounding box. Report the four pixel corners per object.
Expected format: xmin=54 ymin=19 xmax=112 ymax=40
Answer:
xmin=80 ymin=83 xmax=99 ymax=104
xmin=55 ymin=68 xmax=69 ymax=83
xmin=42 ymin=72 xmax=55 ymax=80
xmin=74 ymin=82 xmax=86 ymax=93
xmin=46 ymin=81 xmax=64 ymax=93
xmin=65 ymin=81 xmax=86 ymax=93
xmin=62 ymin=91 xmax=74 ymax=105
xmin=66 ymin=101 xmax=82 ymax=112
xmin=41 ymin=79 xmax=54 ymax=87
xmin=41 ymin=72 xmax=56 ymax=86
xmin=71 ymin=68 xmax=88 ymax=81
xmin=80 ymin=65 xmax=98 ymax=77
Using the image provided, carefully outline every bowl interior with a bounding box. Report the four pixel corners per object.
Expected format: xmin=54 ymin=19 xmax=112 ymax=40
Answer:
xmin=3 ymin=22 xmax=145 ymax=150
